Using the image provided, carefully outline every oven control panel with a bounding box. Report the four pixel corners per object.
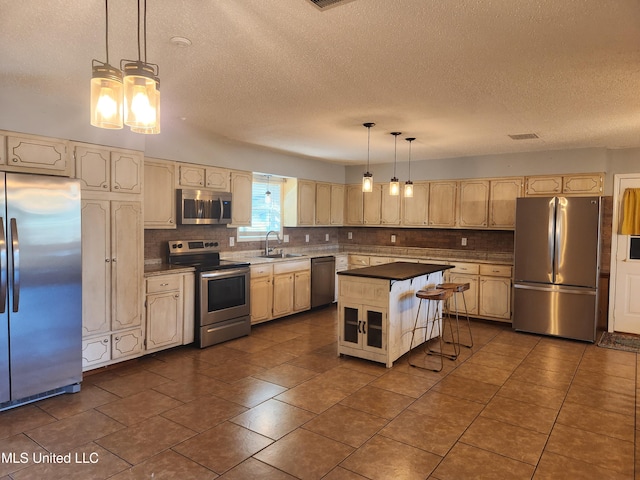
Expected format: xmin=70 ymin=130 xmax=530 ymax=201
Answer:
xmin=168 ymin=240 xmax=219 ymax=255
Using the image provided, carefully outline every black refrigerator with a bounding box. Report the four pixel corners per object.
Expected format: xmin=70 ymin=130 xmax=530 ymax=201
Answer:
xmin=513 ymin=196 xmax=602 ymax=342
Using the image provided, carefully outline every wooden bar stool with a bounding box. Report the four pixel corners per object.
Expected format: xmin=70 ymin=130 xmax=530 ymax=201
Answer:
xmin=408 ymin=288 xmax=456 ymax=372
xmin=437 ymin=282 xmax=474 ymax=350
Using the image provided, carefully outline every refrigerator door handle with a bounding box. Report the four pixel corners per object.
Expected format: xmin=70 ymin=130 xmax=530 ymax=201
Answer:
xmin=10 ymin=218 xmax=19 ymax=313
xmin=514 ymin=283 xmax=596 ymax=296
xmin=547 ymin=198 xmax=556 ymax=282
xmin=0 ymin=218 xmax=6 ymax=314
xmin=554 ymin=197 xmax=565 ymax=283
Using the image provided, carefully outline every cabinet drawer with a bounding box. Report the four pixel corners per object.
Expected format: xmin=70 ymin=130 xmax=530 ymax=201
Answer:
xmin=369 ymin=256 xmax=392 ymax=266
xmin=449 ymin=262 xmax=479 ymax=274
xmin=348 ymin=255 xmax=369 ymax=266
xmin=479 ymin=264 xmax=512 ymax=277
xmin=146 ymin=275 xmax=181 ymax=293
xmin=273 ymin=259 xmax=310 ymax=275
xmin=335 ymin=255 xmax=349 ymax=269
xmin=251 ymin=264 xmax=273 ymax=278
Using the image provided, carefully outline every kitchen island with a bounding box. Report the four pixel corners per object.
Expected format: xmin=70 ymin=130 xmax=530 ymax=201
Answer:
xmin=337 ymin=262 xmax=452 ymax=367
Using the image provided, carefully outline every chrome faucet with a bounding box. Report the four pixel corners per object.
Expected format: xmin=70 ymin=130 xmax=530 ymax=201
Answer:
xmin=265 ymin=230 xmax=281 ymax=256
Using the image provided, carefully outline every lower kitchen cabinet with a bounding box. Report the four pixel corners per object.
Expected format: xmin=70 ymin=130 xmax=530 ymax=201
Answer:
xmin=478 ymin=264 xmax=512 ymax=321
xmin=82 ymin=328 xmax=144 ymax=368
xmin=446 ymin=263 xmax=480 ymax=316
xmin=250 ymin=264 xmax=273 ymax=324
xmin=339 ymin=302 xmax=388 ymax=354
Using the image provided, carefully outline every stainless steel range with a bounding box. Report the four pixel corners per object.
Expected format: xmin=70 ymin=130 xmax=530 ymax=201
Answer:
xmin=168 ymin=240 xmax=250 ymax=348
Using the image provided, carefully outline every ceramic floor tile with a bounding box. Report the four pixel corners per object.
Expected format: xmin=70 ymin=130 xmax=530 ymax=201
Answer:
xmin=0 ymin=434 xmax=48 ymax=477
xmin=339 ymin=386 xmax=414 ymax=420
xmin=173 ymin=421 xmax=272 ymax=474
xmin=275 ymin=379 xmax=347 ymax=414
xmin=93 ymin=370 xmax=171 ymax=398
xmin=243 ymin=348 xmax=298 ymax=369
xmin=533 ymin=451 xmax=631 ymax=480
xmin=151 ymin=374 xmax=230 ymax=403
xmin=465 ymin=349 xmax=524 ymax=372
xmin=408 ymin=391 xmax=484 ymax=429
xmin=303 ymin=404 xmax=388 ymax=448
xmin=491 ymin=330 xmax=540 ymax=349
xmin=432 ymin=442 xmax=535 ymax=480
xmin=224 ymin=335 xmax=278 ymax=354
xmin=200 ymin=360 xmax=267 ymax=383
xmin=477 ymin=341 xmax=533 ymax=360
xmin=212 ymin=377 xmax=288 ymax=408
xmin=340 ymin=434 xmax=441 ymax=480
xmin=369 ymin=370 xmax=438 ymax=398
xmin=25 ymin=410 xmax=124 ymax=452
xmin=218 ymin=457 xmax=297 ymax=479
xmin=252 ymin=363 xmax=319 ymax=388
xmin=578 ymin=355 xmax=636 ymax=380
xmin=480 ymin=395 xmax=558 ymax=434
xmin=321 ymin=466 xmax=369 ymax=480
xmin=572 ymin=368 xmax=636 ymax=397
xmin=546 ymin=423 xmax=634 ymax=476
xmin=162 ymin=391 xmax=248 ymax=429
xmin=35 ymin=385 xmax=120 ymax=420
xmin=461 ymin=416 xmax=547 ymax=465
xmin=518 ymin=353 xmax=580 ymax=376
xmin=583 ymin=345 xmax=637 ymax=367
xmin=556 ymin=401 xmax=635 ymax=442
xmin=0 ymin=405 xmax=57 ymax=440
xmin=431 ymin=373 xmax=500 ymax=404
xmin=285 ymin=351 xmax=345 ymax=373
xmin=144 ymin=355 xmax=216 ymax=381
xmin=450 ymin=361 xmax=512 ymax=386
xmin=95 ymin=390 xmax=183 ymax=426
xmin=108 ymin=449 xmax=216 ymax=480
xmin=255 ymin=428 xmax=354 ymax=480
xmin=509 ymin=364 xmax=574 ymax=391
xmin=195 ymin=345 xmax=252 ymax=365
xmin=305 ymin=366 xmax=378 ymax=395
xmin=565 ymin=382 xmax=635 ymax=416
xmin=497 ymin=377 xmax=566 ymax=410
xmin=96 ymin=416 xmax=196 ymax=465
xmin=230 ymin=399 xmax=315 ymax=440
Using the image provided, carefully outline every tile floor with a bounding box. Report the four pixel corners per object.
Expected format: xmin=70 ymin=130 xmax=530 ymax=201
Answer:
xmin=0 ymin=305 xmax=637 ymax=479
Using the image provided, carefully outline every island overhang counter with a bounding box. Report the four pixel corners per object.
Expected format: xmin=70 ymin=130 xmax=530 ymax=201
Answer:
xmin=336 ymin=262 xmax=453 ymax=368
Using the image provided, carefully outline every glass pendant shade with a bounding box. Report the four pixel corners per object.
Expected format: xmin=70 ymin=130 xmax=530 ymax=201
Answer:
xmin=362 ymin=172 xmax=373 ymax=193
xmin=389 ymin=132 xmax=401 ymax=196
xmin=265 ymin=190 xmax=272 ymax=204
xmin=123 ymin=61 xmax=159 ymax=129
xmin=129 ymin=78 xmax=160 ymax=134
xmin=404 ymin=180 xmax=414 ymax=198
xmin=90 ymin=65 xmax=123 ymax=129
xmin=362 ymin=122 xmax=375 ymax=193
xmin=390 ymin=178 xmax=400 ymax=196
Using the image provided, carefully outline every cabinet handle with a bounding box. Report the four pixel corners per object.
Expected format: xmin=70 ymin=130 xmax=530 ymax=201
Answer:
xmin=362 ymin=322 xmax=366 ymax=334
xmin=357 ymin=321 xmax=362 ymax=333
xmin=103 ymin=184 xmax=108 ymax=189
xmin=174 ymin=294 xmax=180 ymax=298
xmin=160 ymin=283 xmax=169 ymax=286
xmin=112 ymin=258 xmax=116 ymax=263
xmin=102 ymin=339 xmax=109 ymax=344
xmin=12 ymin=158 xmax=17 ymax=163
xmin=114 ymin=336 xmax=120 ymax=341
xmin=105 ymin=258 xmax=110 ymax=263
xmin=114 ymin=185 xmax=120 ymax=189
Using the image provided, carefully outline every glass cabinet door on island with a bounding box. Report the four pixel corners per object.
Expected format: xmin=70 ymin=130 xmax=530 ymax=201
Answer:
xmin=339 ymin=303 xmax=387 ymax=353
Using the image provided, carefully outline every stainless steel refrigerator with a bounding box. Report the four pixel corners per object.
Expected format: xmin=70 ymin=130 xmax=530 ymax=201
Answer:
xmin=513 ymin=196 xmax=602 ymax=342
xmin=0 ymin=173 xmax=82 ymax=410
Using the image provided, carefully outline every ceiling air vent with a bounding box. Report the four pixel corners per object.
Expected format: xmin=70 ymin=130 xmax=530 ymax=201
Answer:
xmin=307 ymin=0 xmax=353 ymax=10
xmin=508 ymin=133 xmax=539 ymax=140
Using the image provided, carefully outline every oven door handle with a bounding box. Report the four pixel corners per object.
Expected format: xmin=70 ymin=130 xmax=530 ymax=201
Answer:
xmin=200 ymin=267 xmax=250 ymax=279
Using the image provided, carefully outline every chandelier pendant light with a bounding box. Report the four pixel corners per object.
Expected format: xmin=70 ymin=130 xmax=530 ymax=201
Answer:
xmin=90 ymin=0 xmax=123 ymax=129
xmin=389 ymin=132 xmax=401 ymax=196
xmin=265 ymin=175 xmax=272 ymax=204
xmin=362 ymin=122 xmax=375 ymax=193
xmin=404 ymin=137 xmax=415 ymax=198
xmin=122 ymin=0 xmax=160 ymax=132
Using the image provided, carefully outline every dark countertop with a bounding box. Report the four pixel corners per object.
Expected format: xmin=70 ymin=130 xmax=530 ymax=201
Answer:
xmin=337 ymin=262 xmax=453 ymax=281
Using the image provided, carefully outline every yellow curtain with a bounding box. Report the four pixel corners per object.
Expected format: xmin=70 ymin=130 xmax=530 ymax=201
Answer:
xmin=620 ymin=188 xmax=640 ymax=235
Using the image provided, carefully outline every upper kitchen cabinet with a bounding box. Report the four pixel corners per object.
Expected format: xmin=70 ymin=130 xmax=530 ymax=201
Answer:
xmin=284 ymin=178 xmax=315 ymax=227
xmin=315 ymin=182 xmax=331 ymax=226
xmin=488 ymin=177 xmax=523 ymax=229
xmin=428 ymin=180 xmax=457 ymax=227
xmin=345 ymin=184 xmax=363 ymax=225
xmin=3 ymin=132 xmax=71 ymax=176
xmin=363 ymin=184 xmax=382 ymax=225
xmin=402 ymin=182 xmax=429 ymax=226
xmin=73 ymin=142 xmax=142 ymax=194
xmin=144 ymin=158 xmax=176 ymax=229
xmin=229 ymin=169 xmax=252 ymax=226
xmin=457 ymin=180 xmax=489 ymax=228
xmin=330 ymin=184 xmax=345 ymax=226
xmin=381 ymin=184 xmax=401 ymax=225
xmin=525 ymin=173 xmax=603 ymax=197
xmin=177 ymin=164 xmax=230 ymax=191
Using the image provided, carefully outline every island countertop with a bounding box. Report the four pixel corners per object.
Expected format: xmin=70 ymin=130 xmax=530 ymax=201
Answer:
xmin=337 ymin=262 xmax=452 ymax=281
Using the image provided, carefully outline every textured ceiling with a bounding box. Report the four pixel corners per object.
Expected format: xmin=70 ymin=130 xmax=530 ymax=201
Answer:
xmin=2 ymin=0 xmax=640 ymax=165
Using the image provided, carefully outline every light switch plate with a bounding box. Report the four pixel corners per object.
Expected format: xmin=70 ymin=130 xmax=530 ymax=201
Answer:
xmin=229 ymin=237 xmax=235 ymax=247
xmin=461 ymin=237 xmax=467 ymax=246
xmin=305 ymin=234 xmax=310 ymax=242
xmin=283 ymin=234 xmax=290 ymax=243
xmin=348 ymin=232 xmax=353 ymax=239
xmin=391 ymin=234 xmax=396 ymax=243
xmin=325 ymin=233 xmax=330 ymax=241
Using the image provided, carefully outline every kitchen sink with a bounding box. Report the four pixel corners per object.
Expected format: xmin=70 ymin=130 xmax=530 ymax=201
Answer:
xmin=259 ymin=253 xmax=306 ymax=259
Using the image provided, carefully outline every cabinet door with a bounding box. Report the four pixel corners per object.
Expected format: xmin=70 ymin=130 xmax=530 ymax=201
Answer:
xmin=272 ymin=273 xmax=294 ymax=317
xmin=402 ymin=182 xmax=429 ymax=226
xmin=363 ymin=184 xmax=382 ymax=225
xmin=146 ymin=291 xmax=182 ymax=351
xmin=525 ymin=176 xmax=562 ymax=196
xmin=315 ymin=182 xmax=331 ymax=226
xmin=345 ymin=184 xmax=363 ymax=225
xmin=458 ymin=180 xmax=489 ymax=228
xmin=298 ymin=180 xmax=316 ymax=226
xmin=362 ymin=305 xmax=387 ymax=353
xmin=144 ymin=160 xmax=176 ymax=228
xmin=111 ymin=201 xmax=143 ymax=330
xmin=489 ymin=177 xmax=523 ymax=229
xmin=230 ymin=170 xmax=252 ymax=226
xmin=294 ymin=271 xmax=311 ymax=312
xmin=446 ymin=273 xmax=479 ymax=315
xmin=250 ymin=276 xmax=272 ymax=323
xmin=75 ymin=145 xmax=110 ymax=191
xmin=6 ymin=134 xmax=70 ymax=175
xmin=112 ymin=329 xmax=144 ymax=360
xmin=112 ymin=151 xmax=142 ymax=194
xmin=179 ymin=165 xmax=205 ymax=187
xmin=428 ymin=181 xmax=457 ymax=227
xmin=479 ymin=276 xmax=512 ymax=320
xmin=0 ymin=134 xmax=6 ymax=165
xmin=339 ymin=303 xmax=362 ymax=348
xmin=205 ymin=167 xmax=230 ymax=191
xmin=82 ymin=335 xmax=111 ymax=368
xmin=381 ymin=184 xmax=401 ymax=225
xmin=562 ymin=173 xmax=603 ymax=195
xmin=330 ymin=184 xmax=345 ymax=226
xmin=81 ymin=198 xmax=111 ymax=336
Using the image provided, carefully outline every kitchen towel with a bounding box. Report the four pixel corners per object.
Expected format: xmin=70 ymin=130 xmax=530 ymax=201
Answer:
xmin=620 ymin=188 xmax=640 ymax=235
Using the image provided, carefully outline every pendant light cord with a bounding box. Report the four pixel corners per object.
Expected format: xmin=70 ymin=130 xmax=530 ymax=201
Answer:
xmin=408 ymin=140 xmax=412 ymax=180
xmin=367 ymin=126 xmax=371 ymax=171
xmin=104 ymin=0 xmax=110 ymax=64
xmin=393 ymin=135 xmax=397 ymax=177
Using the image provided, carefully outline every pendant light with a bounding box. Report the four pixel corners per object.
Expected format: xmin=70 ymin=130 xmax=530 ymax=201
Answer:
xmin=362 ymin=122 xmax=375 ymax=193
xmin=122 ymin=0 xmax=160 ymax=132
xmin=404 ymin=137 xmax=415 ymax=198
xmin=90 ymin=0 xmax=123 ymax=129
xmin=265 ymin=175 xmax=272 ymax=204
xmin=389 ymin=132 xmax=401 ymax=196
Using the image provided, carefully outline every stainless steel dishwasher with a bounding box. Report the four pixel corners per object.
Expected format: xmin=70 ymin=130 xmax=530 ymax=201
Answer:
xmin=311 ymin=256 xmax=336 ymax=308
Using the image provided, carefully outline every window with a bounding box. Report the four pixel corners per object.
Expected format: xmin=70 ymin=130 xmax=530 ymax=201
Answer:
xmin=237 ymin=174 xmax=283 ymax=241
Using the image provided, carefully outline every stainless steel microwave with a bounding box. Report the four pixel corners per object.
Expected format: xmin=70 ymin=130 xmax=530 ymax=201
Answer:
xmin=177 ymin=189 xmax=232 ymax=225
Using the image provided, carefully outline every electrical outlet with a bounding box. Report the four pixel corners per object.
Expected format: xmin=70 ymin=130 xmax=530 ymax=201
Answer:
xmin=305 ymin=234 xmax=309 ymax=242
xmin=391 ymin=234 xmax=396 ymax=243
xmin=461 ymin=237 xmax=467 ymax=246
xmin=229 ymin=237 xmax=235 ymax=247
xmin=325 ymin=233 xmax=330 ymax=242
xmin=283 ymin=234 xmax=290 ymax=243
xmin=348 ymin=232 xmax=353 ymax=240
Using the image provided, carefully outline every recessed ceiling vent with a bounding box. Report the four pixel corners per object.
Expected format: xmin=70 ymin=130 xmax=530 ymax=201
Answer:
xmin=307 ymin=0 xmax=353 ymax=10
xmin=508 ymin=133 xmax=539 ymax=140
